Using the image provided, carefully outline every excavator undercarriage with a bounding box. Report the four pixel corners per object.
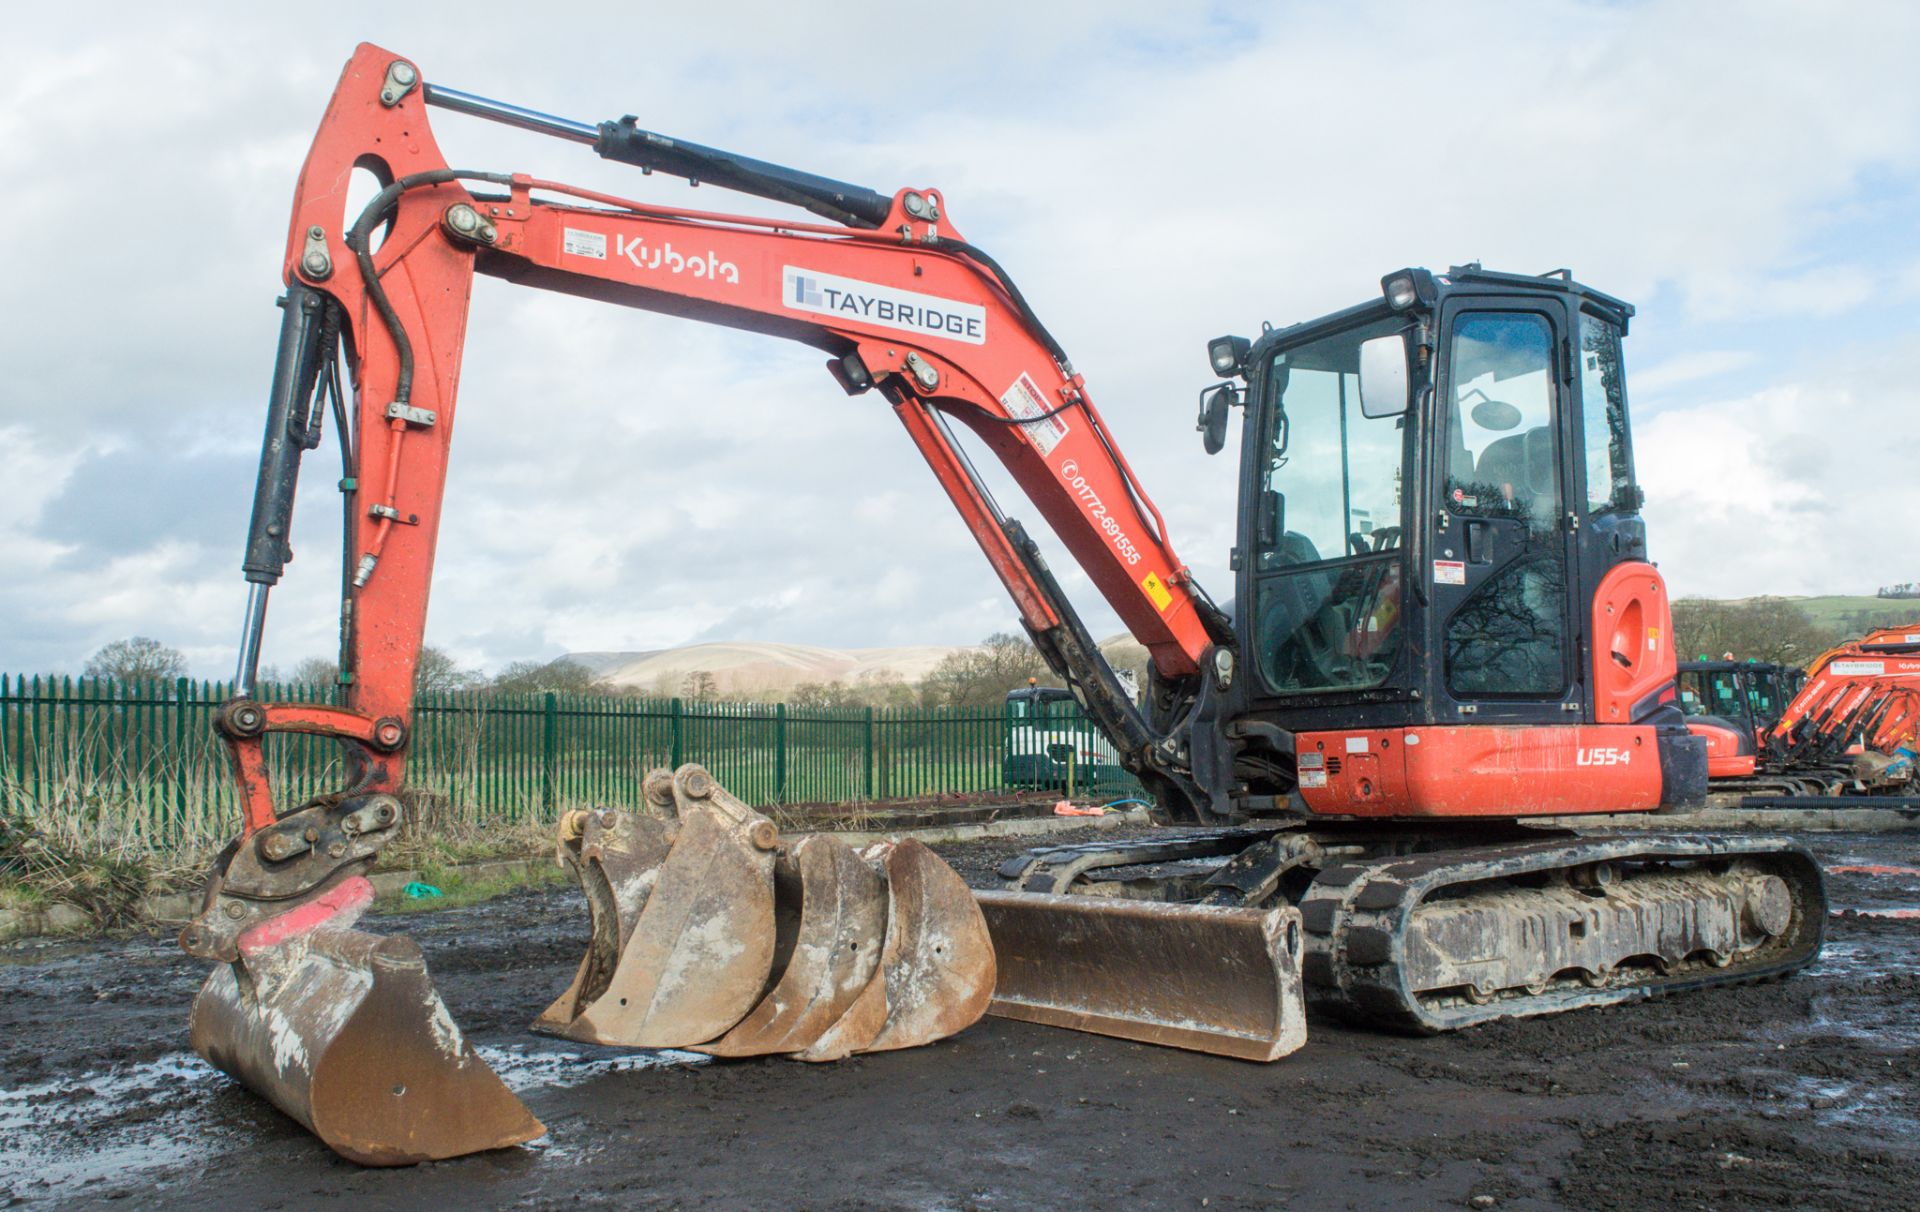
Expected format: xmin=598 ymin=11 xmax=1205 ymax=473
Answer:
xmin=994 ymin=826 xmax=1825 ymax=1034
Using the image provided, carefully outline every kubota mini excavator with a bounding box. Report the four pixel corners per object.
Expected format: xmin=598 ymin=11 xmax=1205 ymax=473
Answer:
xmin=186 ymin=44 xmax=1828 ymax=1166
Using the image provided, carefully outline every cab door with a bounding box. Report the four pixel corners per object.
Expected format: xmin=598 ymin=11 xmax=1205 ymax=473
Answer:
xmin=1426 ymin=299 xmax=1581 ymax=724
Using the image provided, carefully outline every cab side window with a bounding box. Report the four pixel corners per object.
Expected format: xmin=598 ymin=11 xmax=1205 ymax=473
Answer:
xmin=1578 ymin=313 xmax=1632 ymax=514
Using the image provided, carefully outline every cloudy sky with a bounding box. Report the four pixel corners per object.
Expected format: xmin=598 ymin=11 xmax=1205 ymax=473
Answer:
xmin=4 ymin=1 xmax=1916 ymax=678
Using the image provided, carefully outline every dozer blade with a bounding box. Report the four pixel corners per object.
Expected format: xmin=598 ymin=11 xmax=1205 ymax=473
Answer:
xmin=189 ymin=876 xmax=543 ymax=1166
xmin=545 ymin=766 xmax=781 ymax=1047
xmin=698 ymin=834 xmax=887 ymax=1057
xmin=975 ymin=890 xmax=1308 ymax=1062
xmin=795 ymin=839 xmax=996 ymax=1061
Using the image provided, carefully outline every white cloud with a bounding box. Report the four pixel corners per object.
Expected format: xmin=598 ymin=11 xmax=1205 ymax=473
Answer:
xmin=1631 ymin=351 xmax=1757 ymax=396
xmin=2 ymin=1 xmax=1917 ymax=676
xmin=1638 ymin=331 xmax=1920 ymax=598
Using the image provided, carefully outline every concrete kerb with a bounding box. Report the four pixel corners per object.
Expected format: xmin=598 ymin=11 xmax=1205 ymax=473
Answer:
xmin=0 ymin=808 xmax=1153 ymax=945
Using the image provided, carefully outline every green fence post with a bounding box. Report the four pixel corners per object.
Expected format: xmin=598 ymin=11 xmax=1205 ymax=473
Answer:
xmin=670 ymin=697 xmax=683 ymax=769
xmin=773 ymin=702 xmax=787 ymax=802
xmin=541 ymin=691 xmax=559 ymax=816
xmin=863 ymin=706 xmax=875 ymax=800
xmin=173 ymin=676 xmax=191 ymax=826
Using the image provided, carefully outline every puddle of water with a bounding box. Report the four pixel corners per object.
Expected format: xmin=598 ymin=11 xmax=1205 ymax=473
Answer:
xmin=0 ymin=1043 xmax=711 ymax=1198
xmin=0 ymin=1051 xmax=229 ymax=1197
xmin=477 ymin=1043 xmax=709 ymax=1092
xmin=1782 ymin=1073 xmax=1920 ymax=1136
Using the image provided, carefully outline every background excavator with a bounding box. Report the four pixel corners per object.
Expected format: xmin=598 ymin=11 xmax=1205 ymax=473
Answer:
xmin=187 ymin=44 xmax=1828 ymax=1166
xmin=1680 ymin=632 xmax=1920 ymax=796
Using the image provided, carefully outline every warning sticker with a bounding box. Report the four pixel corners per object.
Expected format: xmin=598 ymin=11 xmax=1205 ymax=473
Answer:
xmin=1001 ymin=373 xmax=1070 ymax=456
xmin=1345 ymin=736 xmax=1370 ymax=754
xmin=1832 ymin=660 xmax=1886 ymax=676
xmin=1141 ymin=571 xmax=1173 ymax=611
xmin=1299 ymin=769 xmax=1328 ymax=789
xmin=1433 ymin=560 xmax=1466 ymax=586
xmin=563 ymin=228 xmax=607 ymax=260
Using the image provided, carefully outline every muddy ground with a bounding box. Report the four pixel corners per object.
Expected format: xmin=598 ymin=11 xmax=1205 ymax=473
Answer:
xmin=3 ymin=828 xmax=1917 ymax=1211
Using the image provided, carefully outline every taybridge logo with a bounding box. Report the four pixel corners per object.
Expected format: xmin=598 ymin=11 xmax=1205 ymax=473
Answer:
xmin=1576 ymin=748 xmax=1632 ymax=767
xmin=616 ymin=235 xmax=740 ymax=284
xmin=781 ymin=266 xmax=986 ymax=344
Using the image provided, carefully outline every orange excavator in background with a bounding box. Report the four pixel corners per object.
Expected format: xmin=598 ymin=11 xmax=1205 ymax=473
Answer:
xmin=186 ymin=44 xmax=1828 ymax=1166
xmin=1763 ymin=627 xmax=1920 ymax=791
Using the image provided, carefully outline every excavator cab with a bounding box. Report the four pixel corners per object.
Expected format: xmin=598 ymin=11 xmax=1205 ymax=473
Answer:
xmin=1206 ymin=265 xmax=1698 ymax=817
xmin=1677 ymin=659 xmax=1764 ymax=777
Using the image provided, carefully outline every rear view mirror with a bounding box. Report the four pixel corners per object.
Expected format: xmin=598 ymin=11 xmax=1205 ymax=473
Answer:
xmin=1358 ymin=335 xmax=1409 ymax=418
xmin=1196 ymin=383 xmax=1235 ymax=455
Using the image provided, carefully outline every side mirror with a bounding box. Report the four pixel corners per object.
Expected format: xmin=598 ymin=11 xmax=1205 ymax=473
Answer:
xmin=1196 ymin=383 xmax=1235 ymax=455
xmin=1358 ymin=335 xmax=1410 ymax=418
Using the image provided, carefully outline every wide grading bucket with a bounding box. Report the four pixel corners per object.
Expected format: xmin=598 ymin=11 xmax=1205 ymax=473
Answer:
xmin=975 ymin=890 xmax=1308 ymax=1061
xmin=189 ymin=876 xmax=543 ymax=1165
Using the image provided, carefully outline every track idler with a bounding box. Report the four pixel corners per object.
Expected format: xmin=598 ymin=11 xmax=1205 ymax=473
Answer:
xmin=535 ymin=765 xmax=995 ymax=1060
xmin=187 ymin=876 xmax=543 ymax=1166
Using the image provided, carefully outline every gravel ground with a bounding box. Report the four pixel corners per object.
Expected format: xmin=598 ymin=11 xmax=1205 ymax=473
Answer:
xmin=2 ymin=827 xmax=1916 ymax=1210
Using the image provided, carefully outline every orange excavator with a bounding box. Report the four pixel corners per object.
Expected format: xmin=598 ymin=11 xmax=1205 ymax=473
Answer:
xmin=1762 ymin=627 xmax=1920 ymax=792
xmin=187 ymin=44 xmax=1827 ymax=1166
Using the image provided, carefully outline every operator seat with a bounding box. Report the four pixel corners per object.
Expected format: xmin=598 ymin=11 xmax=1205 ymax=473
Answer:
xmin=1470 ymin=427 xmax=1556 ymax=526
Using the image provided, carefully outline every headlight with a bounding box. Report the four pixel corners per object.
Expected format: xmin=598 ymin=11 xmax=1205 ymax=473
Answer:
xmin=1208 ymin=335 xmax=1250 ymax=376
xmin=1380 ymin=268 xmax=1437 ymax=311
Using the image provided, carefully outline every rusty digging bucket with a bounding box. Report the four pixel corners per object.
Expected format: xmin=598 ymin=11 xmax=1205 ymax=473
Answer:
xmin=188 ymin=876 xmax=543 ymax=1166
xmin=975 ymin=890 xmax=1308 ymax=1062
xmin=534 ymin=765 xmax=996 ymax=1060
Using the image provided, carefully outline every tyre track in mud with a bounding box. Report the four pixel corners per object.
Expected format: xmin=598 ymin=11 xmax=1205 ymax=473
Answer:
xmin=2 ymin=829 xmax=1917 ymax=1210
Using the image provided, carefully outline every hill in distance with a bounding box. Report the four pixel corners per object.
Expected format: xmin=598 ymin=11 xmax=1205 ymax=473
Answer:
xmin=569 ymin=636 xmax=1150 ymax=698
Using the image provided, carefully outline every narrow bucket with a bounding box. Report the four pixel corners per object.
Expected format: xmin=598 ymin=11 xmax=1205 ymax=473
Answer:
xmin=795 ymin=840 xmax=995 ymax=1061
xmin=975 ymin=890 xmax=1307 ymax=1062
xmin=189 ymin=876 xmax=543 ymax=1165
xmin=698 ymin=834 xmax=887 ymax=1057
xmin=540 ymin=767 xmax=781 ymax=1047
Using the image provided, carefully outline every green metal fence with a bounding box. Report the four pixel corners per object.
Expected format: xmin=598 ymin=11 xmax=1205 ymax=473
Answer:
xmin=0 ymin=675 xmax=1142 ymax=848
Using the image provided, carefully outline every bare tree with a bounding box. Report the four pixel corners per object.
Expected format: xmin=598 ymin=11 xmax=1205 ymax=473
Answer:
xmin=920 ymin=633 xmax=1057 ymax=709
xmin=681 ymin=670 xmax=719 ymax=700
xmin=414 ymin=645 xmax=479 ymax=694
xmin=1671 ymin=597 xmax=1830 ymax=666
xmin=292 ymin=656 xmax=341 ymax=686
xmin=491 ymin=658 xmax=604 ymax=695
xmin=84 ymin=637 xmax=186 ymax=682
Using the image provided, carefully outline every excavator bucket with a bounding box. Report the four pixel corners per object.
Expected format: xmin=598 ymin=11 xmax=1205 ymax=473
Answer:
xmin=698 ymin=834 xmax=887 ymax=1057
xmin=539 ymin=765 xmax=993 ymax=1059
xmin=975 ymin=890 xmax=1308 ymax=1062
xmin=794 ymin=839 xmax=997 ymax=1062
xmin=540 ymin=766 xmax=779 ymax=1047
xmin=189 ymin=876 xmax=544 ymax=1166
xmin=532 ymin=800 xmax=679 ymax=1033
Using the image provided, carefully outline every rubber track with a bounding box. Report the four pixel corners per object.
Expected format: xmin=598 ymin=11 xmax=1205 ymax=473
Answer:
xmin=1297 ymin=833 xmax=1828 ymax=1034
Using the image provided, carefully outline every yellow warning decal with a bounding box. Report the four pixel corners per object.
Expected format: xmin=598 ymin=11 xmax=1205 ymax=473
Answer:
xmin=1142 ymin=572 xmax=1173 ymax=611
xmin=1647 ymin=625 xmax=1662 ymax=651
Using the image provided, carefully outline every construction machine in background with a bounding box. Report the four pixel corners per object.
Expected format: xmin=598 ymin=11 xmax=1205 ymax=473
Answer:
xmin=1679 ymin=659 xmax=1802 ymax=787
xmin=187 ymin=44 xmax=1827 ymax=1166
xmin=1760 ymin=628 xmax=1920 ymax=793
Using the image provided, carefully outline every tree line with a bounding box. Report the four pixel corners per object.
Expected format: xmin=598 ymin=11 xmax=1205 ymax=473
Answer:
xmin=73 ymin=631 xmax=1111 ymax=712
